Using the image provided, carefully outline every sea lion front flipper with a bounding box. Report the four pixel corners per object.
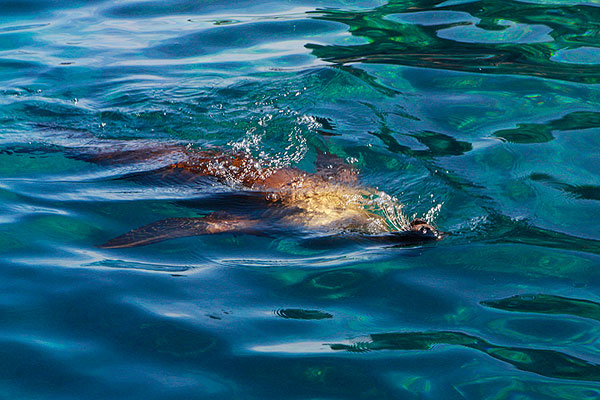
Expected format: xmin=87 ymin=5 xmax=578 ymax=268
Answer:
xmin=101 ymin=214 xmax=260 ymax=249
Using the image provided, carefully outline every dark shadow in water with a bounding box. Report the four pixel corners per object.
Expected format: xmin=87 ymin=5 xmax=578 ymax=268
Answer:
xmin=359 ymin=100 xmax=473 ymax=159
xmin=307 ymin=0 xmax=600 ymax=83
xmin=482 ymin=294 xmax=600 ymax=323
xmin=473 ymin=212 xmax=600 ymax=256
xmin=329 ymin=331 xmax=600 ymax=381
xmin=371 ymin=126 xmax=472 ymax=158
xmin=530 ymin=173 xmax=600 ymax=201
xmin=274 ymin=308 xmax=333 ymax=320
xmin=494 ymin=111 xmax=600 ymax=144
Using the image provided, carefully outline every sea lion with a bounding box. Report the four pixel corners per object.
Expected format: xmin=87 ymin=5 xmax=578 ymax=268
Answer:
xmin=83 ymin=144 xmax=442 ymax=248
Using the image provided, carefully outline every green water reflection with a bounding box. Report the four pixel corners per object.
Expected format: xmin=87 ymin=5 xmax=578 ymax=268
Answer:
xmin=308 ymin=0 xmax=600 ymax=83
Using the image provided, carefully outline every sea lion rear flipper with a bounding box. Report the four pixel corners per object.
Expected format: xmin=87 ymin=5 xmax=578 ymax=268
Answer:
xmin=101 ymin=214 xmax=260 ymax=249
xmin=68 ymin=144 xmax=188 ymax=166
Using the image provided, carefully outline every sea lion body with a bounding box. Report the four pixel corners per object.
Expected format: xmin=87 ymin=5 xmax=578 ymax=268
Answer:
xmin=87 ymin=145 xmax=441 ymax=248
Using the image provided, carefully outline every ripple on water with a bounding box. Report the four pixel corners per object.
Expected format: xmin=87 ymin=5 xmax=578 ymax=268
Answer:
xmin=273 ymin=308 xmax=333 ymax=320
xmin=328 ymin=330 xmax=600 ymax=381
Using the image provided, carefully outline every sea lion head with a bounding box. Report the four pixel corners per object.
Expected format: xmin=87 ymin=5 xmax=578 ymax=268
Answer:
xmin=387 ymin=218 xmax=442 ymax=243
xmin=410 ymin=218 xmax=440 ymax=238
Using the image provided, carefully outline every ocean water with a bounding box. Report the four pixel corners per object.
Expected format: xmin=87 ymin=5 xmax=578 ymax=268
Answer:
xmin=1 ymin=0 xmax=600 ymax=398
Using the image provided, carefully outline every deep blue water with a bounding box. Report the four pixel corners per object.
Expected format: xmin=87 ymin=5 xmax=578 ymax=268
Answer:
xmin=1 ymin=0 xmax=600 ymax=398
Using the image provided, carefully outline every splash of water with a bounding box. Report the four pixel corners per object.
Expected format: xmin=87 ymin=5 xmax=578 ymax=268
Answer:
xmin=228 ymin=112 xmax=309 ymax=170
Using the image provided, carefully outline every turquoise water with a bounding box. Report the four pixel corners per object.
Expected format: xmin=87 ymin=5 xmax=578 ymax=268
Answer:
xmin=1 ymin=0 xmax=600 ymax=398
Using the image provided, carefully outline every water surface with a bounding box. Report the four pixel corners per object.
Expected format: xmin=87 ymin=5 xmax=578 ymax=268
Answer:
xmin=1 ymin=0 xmax=600 ymax=398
